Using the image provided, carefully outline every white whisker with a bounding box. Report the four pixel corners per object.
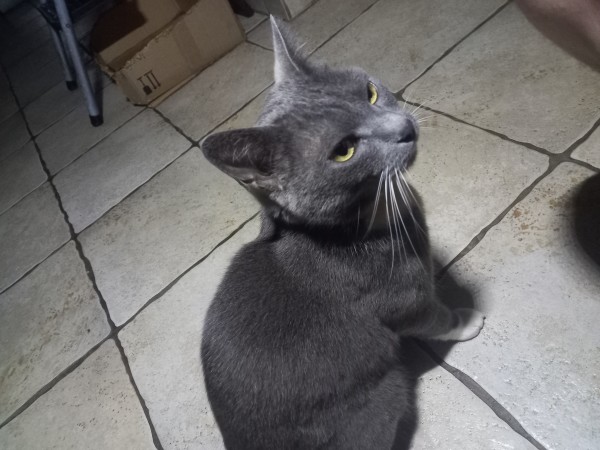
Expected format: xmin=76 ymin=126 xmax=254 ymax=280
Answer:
xmin=388 ymin=174 xmax=408 ymax=265
xmin=396 ymin=170 xmax=419 ymax=207
xmin=384 ymin=170 xmax=395 ymax=276
xmin=401 ymin=169 xmax=419 ymax=192
xmin=395 ymin=169 xmax=425 ymax=236
xmin=365 ymin=171 xmax=385 ymax=237
xmin=411 ymin=103 xmax=425 ymax=117
xmin=393 ymin=173 xmax=425 ymax=271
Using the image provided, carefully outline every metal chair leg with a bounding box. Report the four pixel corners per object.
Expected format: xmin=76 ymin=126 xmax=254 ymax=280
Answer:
xmin=52 ymin=0 xmax=103 ymax=126
xmin=49 ymin=23 xmax=77 ymax=90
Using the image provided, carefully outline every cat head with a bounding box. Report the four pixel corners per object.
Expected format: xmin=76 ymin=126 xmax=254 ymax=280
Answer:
xmin=202 ymin=17 xmax=418 ymax=229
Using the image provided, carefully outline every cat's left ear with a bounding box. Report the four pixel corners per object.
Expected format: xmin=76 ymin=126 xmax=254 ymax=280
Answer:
xmin=201 ymin=127 xmax=282 ymax=192
xmin=270 ymin=16 xmax=306 ymax=83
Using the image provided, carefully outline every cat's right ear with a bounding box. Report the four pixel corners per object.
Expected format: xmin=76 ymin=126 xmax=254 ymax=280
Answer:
xmin=201 ymin=127 xmax=281 ymax=192
xmin=270 ymin=16 xmax=305 ymax=83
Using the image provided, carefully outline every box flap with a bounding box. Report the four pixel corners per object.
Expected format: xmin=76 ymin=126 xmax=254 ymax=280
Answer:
xmin=90 ymin=0 xmax=198 ymax=70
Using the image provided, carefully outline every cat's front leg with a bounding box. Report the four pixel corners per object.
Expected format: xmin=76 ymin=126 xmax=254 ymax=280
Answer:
xmin=399 ymin=300 xmax=485 ymax=343
xmin=429 ymin=308 xmax=485 ymax=342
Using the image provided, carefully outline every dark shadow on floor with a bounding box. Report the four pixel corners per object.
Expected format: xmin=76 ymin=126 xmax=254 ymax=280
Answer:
xmin=391 ymin=256 xmax=477 ymax=449
xmin=571 ymin=172 xmax=600 ymax=275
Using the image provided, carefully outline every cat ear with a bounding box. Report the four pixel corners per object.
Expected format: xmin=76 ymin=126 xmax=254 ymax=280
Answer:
xmin=201 ymin=127 xmax=281 ymax=192
xmin=270 ymin=15 xmax=305 ymax=83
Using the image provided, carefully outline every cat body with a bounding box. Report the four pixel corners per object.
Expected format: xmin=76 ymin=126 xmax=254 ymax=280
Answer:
xmin=203 ymin=214 xmax=430 ymax=449
xmin=200 ymin=18 xmax=484 ymax=450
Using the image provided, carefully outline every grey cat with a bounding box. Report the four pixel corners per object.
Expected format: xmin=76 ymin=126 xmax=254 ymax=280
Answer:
xmin=200 ymin=17 xmax=484 ymax=450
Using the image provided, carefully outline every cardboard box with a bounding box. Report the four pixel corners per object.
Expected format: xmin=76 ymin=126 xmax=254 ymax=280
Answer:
xmin=92 ymin=0 xmax=244 ymax=105
xmin=90 ymin=0 xmax=198 ymax=69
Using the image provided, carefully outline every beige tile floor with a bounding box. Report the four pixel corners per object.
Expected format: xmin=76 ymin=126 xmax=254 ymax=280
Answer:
xmin=0 ymin=1 xmax=599 ymax=449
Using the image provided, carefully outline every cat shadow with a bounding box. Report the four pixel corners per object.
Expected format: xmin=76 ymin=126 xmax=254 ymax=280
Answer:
xmin=391 ymin=256 xmax=476 ymax=449
xmin=571 ymin=172 xmax=600 ymax=276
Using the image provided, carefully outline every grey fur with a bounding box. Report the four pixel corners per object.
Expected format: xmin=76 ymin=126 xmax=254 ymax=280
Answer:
xmin=200 ymin=17 xmax=483 ymax=450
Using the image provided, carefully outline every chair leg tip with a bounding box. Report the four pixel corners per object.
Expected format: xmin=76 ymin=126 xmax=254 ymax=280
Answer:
xmin=66 ymin=80 xmax=77 ymax=90
xmin=89 ymin=115 xmax=103 ymax=127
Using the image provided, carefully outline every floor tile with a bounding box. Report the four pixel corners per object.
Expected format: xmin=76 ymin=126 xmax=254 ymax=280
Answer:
xmin=79 ymin=148 xmax=258 ymax=325
xmin=37 ymin=83 xmax=142 ymax=174
xmin=571 ymin=126 xmax=600 ymax=169
xmin=10 ymin=55 xmax=63 ymax=107
xmin=237 ymin=12 xmax=267 ymax=33
xmin=408 ymin=115 xmax=548 ymax=265
xmin=55 ymin=110 xmax=190 ymax=233
xmin=432 ymin=163 xmax=600 ymax=449
xmin=0 ymin=340 xmax=156 ymax=450
xmin=7 ymin=39 xmax=58 ymax=83
xmin=120 ymin=216 xmax=533 ymax=449
xmin=0 ymin=73 xmax=18 ymax=123
xmin=0 ymin=112 xmax=30 ymax=163
xmin=119 ymin=218 xmax=259 ymax=449
xmin=0 ymin=242 xmax=110 ymax=424
xmin=0 ymin=142 xmax=45 ymax=215
xmin=405 ymin=344 xmax=536 ymax=450
xmin=0 ymin=183 xmax=70 ymax=292
xmin=158 ymin=43 xmax=273 ymax=141
xmin=286 ymin=0 xmax=314 ymax=18
xmin=213 ymin=90 xmax=268 ymax=133
xmin=248 ymin=0 xmax=378 ymax=54
xmin=24 ymin=66 xmax=110 ymax=136
xmin=3 ymin=2 xmax=43 ymax=28
xmin=405 ymin=4 xmax=600 ymax=154
xmin=0 ymin=25 xmax=51 ymax=67
xmin=313 ymin=0 xmax=504 ymax=92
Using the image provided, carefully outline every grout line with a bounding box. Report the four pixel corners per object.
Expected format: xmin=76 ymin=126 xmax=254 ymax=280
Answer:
xmin=416 ymin=341 xmax=547 ymax=450
xmin=0 ymin=66 xmax=164 ymax=449
xmin=29 ymin=74 xmax=114 ymax=139
xmin=568 ymin=157 xmax=600 ymax=173
xmin=48 ymin=106 xmax=147 ymax=178
xmin=73 ymin=142 xmax=195 ymax=235
xmin=436 ymin=160 xmax=557 ymax=279
xmin=246 ymin=40 xmax=273 ymax=52
xmin=0 ymin=31 xmax=52 ymax=69
xmin=241 ymin=14 xmax=268 ymax=34
xmin=0 ymin=240 xmax=67 ymax=296
xmin=112 ymin=336 xmax=164 ymax=450
xmin=0 ymin=211 xmax=259 ymax=431
xmin=309 ymin=0 xmax=383 ymax=56
xmin=151 ymin=108 xmax=196 ymax=145
xmin=398 ymin=0 xmax=511 ymax=96
xmin=115 ymin=212 xmax=260 ymax=331
xmin=0 ymin=119 xmax=182 ymax=236
xmin=42 ymin=148 xmax=166 ymax=450
xmin=74 ymin=81 xmax=271 ymax=236
xmin=0 ymin=175 xmax=46 ymax=216
xmin=399 ymin=111 xmax=600 ymax=277
xmin=561 ymin=116 xmax=600 ymax=158
xmin=398 ymin=99 xmax=554 ymax=158
xmin=0 ymin=336 xmax=111 ymax=429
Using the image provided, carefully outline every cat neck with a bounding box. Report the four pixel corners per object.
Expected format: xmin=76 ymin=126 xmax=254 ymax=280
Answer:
xmin=259 ymin=207 xmax=427 ymax=255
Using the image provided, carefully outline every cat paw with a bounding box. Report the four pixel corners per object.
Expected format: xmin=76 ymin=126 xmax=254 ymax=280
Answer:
xmin=434 ymin=308 xmax=485 ymax=342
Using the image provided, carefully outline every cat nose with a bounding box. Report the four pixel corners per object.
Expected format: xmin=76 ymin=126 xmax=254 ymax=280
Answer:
xmin=396 ymin=119 xmax=416 ymax=145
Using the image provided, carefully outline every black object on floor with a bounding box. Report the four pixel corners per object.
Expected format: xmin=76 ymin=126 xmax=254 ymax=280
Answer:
xmin=228 ymin=0 xmax=253 ymax=17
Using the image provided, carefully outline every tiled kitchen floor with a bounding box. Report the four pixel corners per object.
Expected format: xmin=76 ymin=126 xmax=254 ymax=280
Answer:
xmin=0 ymin=0 xmax=599 ymax=449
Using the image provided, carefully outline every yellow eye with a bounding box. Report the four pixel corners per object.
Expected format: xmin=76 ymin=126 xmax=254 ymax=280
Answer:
xmin=333 ymin=145 xmax=355 ymax=162
xmin=367 ymin=82 xmax=378 ymax=105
